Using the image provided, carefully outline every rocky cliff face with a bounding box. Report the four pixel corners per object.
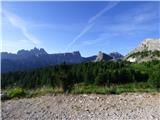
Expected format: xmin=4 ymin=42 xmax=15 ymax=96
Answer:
xmin=131 ymin=39 xmax=160 ymax=52
xmin=1 ymin=49 xmax=83 ymax=72
xmin=1 ymin=47 xmax=48 ymax=60
xmin=125 ymin=38 xmax=160 ymax=63
xmin=17 ymin=47 xmax=48 ymax=57
xmin=50 ymin=51 xmax=82 ymax=64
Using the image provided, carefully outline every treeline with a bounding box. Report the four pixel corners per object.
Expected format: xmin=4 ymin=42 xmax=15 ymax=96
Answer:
xmin=2 ymin=61 xmax=160 ymax=91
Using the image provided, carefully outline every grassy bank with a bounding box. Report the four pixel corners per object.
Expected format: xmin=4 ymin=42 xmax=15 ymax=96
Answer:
xmin=2 ymin=82 xmax=159 ymax=100
xmin=71 ymin=82 xmax=159 ymax=94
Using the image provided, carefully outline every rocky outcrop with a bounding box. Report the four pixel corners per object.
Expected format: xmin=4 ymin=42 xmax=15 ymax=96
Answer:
xmin=134 ymin=39 xmax=160 ymax=52
xmin=125 ymin=38 xmax=160 ymax=63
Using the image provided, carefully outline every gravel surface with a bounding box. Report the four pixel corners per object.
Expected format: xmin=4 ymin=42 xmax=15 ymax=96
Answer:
xmin=2 ymin=93 xmax=160 ymax=120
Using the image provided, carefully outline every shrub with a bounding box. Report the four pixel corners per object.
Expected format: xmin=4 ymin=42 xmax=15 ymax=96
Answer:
xmin=95 ymin=73 xmax=107 ymax=86
xmin=7 ymin=87 xmax=26 ymax=98
xmin=148 ymin=71 xmax=160 ymax=88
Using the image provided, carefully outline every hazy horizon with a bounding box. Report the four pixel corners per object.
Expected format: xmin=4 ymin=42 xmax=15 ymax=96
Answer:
xmin=2 ymin=1 xmax=160 ymax=57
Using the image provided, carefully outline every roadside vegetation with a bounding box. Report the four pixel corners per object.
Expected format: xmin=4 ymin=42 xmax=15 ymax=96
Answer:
xmin=1 ymin=60 xmax=160 ymax=100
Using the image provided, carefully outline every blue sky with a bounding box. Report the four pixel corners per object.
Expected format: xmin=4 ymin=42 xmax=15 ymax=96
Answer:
xmin=1 ymin=1 xmax=160 ymax=57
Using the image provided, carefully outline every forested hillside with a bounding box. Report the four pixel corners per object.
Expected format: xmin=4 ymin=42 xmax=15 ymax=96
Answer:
xmin=2 ymin=61 xmax=160 ymax=97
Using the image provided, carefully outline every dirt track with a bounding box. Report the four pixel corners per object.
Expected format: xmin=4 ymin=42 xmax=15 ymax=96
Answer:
xmin=2 ymin=93 xmax=160 ymax=120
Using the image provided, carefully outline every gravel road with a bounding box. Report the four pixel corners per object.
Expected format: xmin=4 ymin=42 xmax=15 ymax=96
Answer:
xmin=2 ymin=93 xmax=160 ymax=120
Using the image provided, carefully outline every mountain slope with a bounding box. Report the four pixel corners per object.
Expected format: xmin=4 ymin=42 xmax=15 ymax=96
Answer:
xmin=83 ymin=55 xmax=97 ymax=62
xmin=125 ymin=38 xmax=160 ymax=63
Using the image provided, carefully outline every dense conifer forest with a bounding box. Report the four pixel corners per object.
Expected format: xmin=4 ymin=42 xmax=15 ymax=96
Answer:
xmin=2 ymin=61 xmax=160 ymax=92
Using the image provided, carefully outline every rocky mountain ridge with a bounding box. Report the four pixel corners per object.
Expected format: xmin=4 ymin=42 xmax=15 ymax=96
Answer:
xmin=109 ymin=52 xmax=124 ymax=60
xmin=129 ymin=39 xmax=160 ymax=53
xmin=1 ymin=48 xmax=123 ymax=73
xmin=2 ymin=38 xmax=160 ymax=72
xmin=125 ymin=38 xmax=160 ymax=62
xmin=94 ymin=51 xmax=113 ymax=62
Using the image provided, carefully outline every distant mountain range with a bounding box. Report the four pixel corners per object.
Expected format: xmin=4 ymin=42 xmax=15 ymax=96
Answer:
xmin=1 ymin=47 xmax=123 ymax=73
xmin=1 ymin=38 xmax=160 ymax=73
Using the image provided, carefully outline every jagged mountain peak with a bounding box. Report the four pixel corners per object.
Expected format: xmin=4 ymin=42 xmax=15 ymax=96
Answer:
xmin=95 ymin=51 xmax=113 ymax=62
xmin=72 ymin=51 xmax=81 ymax=56
xmin=17 ymin=47 xmax=48 ymax=56
xmin=109 ymin=52 xmax=124 ymax=59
